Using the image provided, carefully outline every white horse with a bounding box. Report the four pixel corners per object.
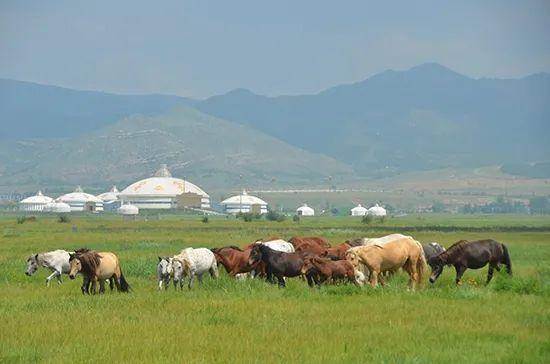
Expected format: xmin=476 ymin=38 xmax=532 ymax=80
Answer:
xmin=172 ymin=248 xmax=218 ymax=289
xmin=255 ymin=239 xmax=295 ymax=253
xmin=26 ymin=250 xmax=71 ymax=286
xmin=157 ymin=256 xmax=173 ymax=290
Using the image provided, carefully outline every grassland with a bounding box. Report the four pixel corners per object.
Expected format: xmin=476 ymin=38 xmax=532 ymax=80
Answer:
xmin=0 ymin=213 xmax=549 ymax=363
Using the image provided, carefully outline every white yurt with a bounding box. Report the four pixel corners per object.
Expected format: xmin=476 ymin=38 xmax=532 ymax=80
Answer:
xmin=19 ymin=191 xmax=54 ymax=212
xmin=118 ymin=165 xmax=210 ymax=209
xmin=97 ymin=185 xmax=120 ymax=211
xmin=43 ymin=202 xmax=72 ymax=213
xmin=350 ymin=204 xmax=368 ymax=216
xmin=368 ymin=204 xmax=387 ymax=216
xmin=118 ymin=203 xmax=139 ymax=216
xmin=56 ymin=186 xmax=104 ymax=212
xmin=296 ymin=203 xmax=314 ymax=216
xmin=221 ymin=190 xmax=268 ymax=214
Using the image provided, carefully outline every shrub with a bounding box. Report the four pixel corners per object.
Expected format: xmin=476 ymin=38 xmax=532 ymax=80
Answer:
xmin=236 ymin=212 xmax=260 ymax=222
xmin=17 ymin=216 xmax=37 ymax=224
xmin=293 ymin=214 xmax=300 ymax=223
xmin=57 ymin=214 xmax=71 ymax=223
xmin=266 ymin=210 xmax=286 ymax=222
xmin=202 ymin=216 xmax=209 ymax=223
xmin=361 ymin=215 xmax=374 ymax=224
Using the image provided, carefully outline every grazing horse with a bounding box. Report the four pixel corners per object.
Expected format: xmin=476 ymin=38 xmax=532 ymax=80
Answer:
xmin=289 ymin=236 xmax=330 ymax=250
xmin=172 ymin=248 xmax=218 ymax=289
xmin=301 ymin=256 xmax=359 ymax=287
xmin=346 ymin=236 xmax=426 ymax=289
xmin=428 ymin=239 xmax=512 ymax=285
xmin=246 ymin=239 xmax=295 ymax=253
xmin=422 ymin=243 xmax=446 ymax=269
xmin=211 ymin=246 xmax=263 ymax=278
xmin=25 ymin=249 xmax=71 ymax=286
xmin=157 ymin=256 xmax=173 ymax=290
xmin=69 ymin=250 xmax=130 ymax=294
xmin=248 ymin=244 xmax=306 ymax=287
xmin=323 ymin=243 xmax=352 ymax=260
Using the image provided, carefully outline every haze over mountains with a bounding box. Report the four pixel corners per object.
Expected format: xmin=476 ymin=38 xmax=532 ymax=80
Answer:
xmin=1 ymin=63 xmax=548 ymax=190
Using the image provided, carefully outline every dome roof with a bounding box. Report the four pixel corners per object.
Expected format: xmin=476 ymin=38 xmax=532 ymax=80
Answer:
xmin=20 ymin=190 xmax=53 ymax=204
xmin=351 ymin=204 xmax=368 ymax=212
xmin=119 ymin=165 xmax=209 ymax=197
xmin=57 ymin=186 xmax=103 ymax=203
xmin=44 ymin=202 xmax=71 ymax=213
xmin=296 ymin=204 xmax=314 ymax=212
xmin=97 ymin=186 xmax=119 ymax=202
xmin=221 ymin=190 xmax=267 ymax=206
xmin=118 ymin=203 xmax=139 ymax=215
xmin=368 ymin=204 xmax=387 ymax=215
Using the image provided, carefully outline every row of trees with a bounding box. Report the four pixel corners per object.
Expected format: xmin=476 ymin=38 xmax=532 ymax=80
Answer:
xmin=459 ymin=196 xmax=550 ymax=214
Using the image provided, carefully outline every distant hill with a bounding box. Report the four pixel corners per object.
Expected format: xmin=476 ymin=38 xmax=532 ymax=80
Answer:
xmin=0 ymin=78 xmax=195 ymax=140
xmin=196 ymin=63 xmax=550 ymax=175
xmin=0 ymin=106 xmax=354 ymax=190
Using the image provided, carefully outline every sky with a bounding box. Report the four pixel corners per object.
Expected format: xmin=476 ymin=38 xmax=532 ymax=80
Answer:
xmin=1 ymin=0 xmax=549 ymax=98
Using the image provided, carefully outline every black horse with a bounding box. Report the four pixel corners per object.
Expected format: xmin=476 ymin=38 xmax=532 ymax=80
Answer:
xmin=428 ymin=239 xmax=512 ymax=285
xmin=422 ymin=242 xmax=446 ymax=269
xmin=248 ymin=244 xmax=307 ymax=287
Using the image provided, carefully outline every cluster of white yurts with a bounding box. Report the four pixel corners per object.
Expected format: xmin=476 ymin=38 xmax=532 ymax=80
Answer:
xmin=18 ymin=165 xmax=386 ymax=217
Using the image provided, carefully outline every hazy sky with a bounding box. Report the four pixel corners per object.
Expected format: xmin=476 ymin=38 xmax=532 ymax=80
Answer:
xmin=1 ymin=0 xmax=549 ymax=98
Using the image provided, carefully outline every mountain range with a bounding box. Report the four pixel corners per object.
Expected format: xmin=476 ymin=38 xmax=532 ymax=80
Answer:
xmin=1 ymin=63 xmax=549 ymax=190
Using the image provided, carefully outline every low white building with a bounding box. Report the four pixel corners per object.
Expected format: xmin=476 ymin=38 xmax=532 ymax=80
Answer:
xmin=43 ymin=202 xmax=72 ymax=213
xmin=350 ymin=204 xmax=368 ymax=216
xmin=221 ymin=190 xmax=268 ymax=214
xmin=296 ymin=203 xmax=314 ymax=216
xmin=118 ymin=203 xmax=139 ymax=216
xmin=368 ymin=204 xmax=387 ymax=216
xmin=56 ymin=186 xmax=104 ymax=212
xmin=19 ymin=191 xmax=53 ymax=212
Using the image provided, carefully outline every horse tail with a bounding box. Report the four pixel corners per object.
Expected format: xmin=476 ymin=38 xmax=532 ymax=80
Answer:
xmin=119 ymin=272 xmax=131 ymax=292
xmin=501 ymin=243 xmax=512 ymax=275
xmin=414 ymin=240 xmax=427 ymax=284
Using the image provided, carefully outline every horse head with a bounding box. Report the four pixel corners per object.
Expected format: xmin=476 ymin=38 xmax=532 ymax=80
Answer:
xmin=428 ymin=255 xmax=445 ymax=283
xmin=345 ymin=250 xmax=360 ymax=268
xmin=248 ymin=244 xmax=263 ymax=266
xmin=25 ymin=254 xmax=39 ymax=276
xmin=157 ymin=257 xmax=172 ymax=277
xmin=68 ymin=255 xmax=82 ymax=279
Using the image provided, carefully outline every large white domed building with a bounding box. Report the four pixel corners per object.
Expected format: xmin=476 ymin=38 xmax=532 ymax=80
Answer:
xmin=19 ymin=191 xmax=54 ymax=212
xmin=221 ymin=190 xmax=268 ymax=214
xmin=56 ymin=186 xmax=104 ymax=212
xmin=118 ymin=165 xmax=210 ymax=210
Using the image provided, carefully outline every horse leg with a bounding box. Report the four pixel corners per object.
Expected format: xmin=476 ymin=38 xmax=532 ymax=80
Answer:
xmin=277 ymin=275 xmax=286 ymax=288
xmin=197 ymin=273 xmax=204 ymax=285
xmin=455 ymin=265 xmax=467 ymax=286
xmin=91 ymin=277 xmax=98 ymax=295
xmin=99 ymin=279 xmax=106 ymax=294
xmin=369 ymin=270 xmax=379 ymax=288
xmin=46 ymin=271 xmax=57 ymax=287
xmin=486 ymin=264 xmax=495 ymax=285
xmin=210 ymin=264 xmax=219 ymax=279
xmin=110 ymin=277 xmax=115 ymax=291
xmin=408 ymin=261 xmax=419 ymax=291
xmin=81 ymin=276 xmax=89 ymax=295
xmin=188 ymin=273 xmax=195 ymax=289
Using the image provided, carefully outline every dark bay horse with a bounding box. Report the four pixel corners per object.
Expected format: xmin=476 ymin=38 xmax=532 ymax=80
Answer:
xmin=428 ymin=239 xmax=512 ymax=285
xmin=248 ymin=244 xmax=306 ymax=287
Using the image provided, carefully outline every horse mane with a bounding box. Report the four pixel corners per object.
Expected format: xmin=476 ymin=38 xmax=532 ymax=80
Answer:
xmin=225 ymin=245 xmax=243 ymax=251
xmin=440 ymin=240 xmax=469 ymax=262
xmin=74 ymin=250 xmax=102 ymax=276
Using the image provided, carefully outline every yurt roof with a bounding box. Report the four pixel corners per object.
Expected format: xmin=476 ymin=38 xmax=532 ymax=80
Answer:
xmin=57 ymin=186 xmax=103 ymax=203
xmin=119 ymin=165 xmax=209 ymax=197
xmin=368 ymin=204 xmax=386 ymax=213
xmin=296 ymin=204 xmax=314 ymax=212
xmin=221 ymin=190 xmax=267 ymax=205
xmin=97 ymin=185 xmax=120 ymax=202
xmin=20 ymin=190 xmax=54 ymax=204
xmin=351 ymin=204 xmax=368 ymax=212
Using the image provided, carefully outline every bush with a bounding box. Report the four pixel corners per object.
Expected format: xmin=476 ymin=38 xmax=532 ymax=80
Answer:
xmin=293 ymin=214 xmax=301 ymax=223
xmin=361 ymin=215 xmax=374 ymax=224
xmin=17 ymin=216 xmax=37 ymax=224
xmin=236 ymin=212 xmax=260 ymax=222
xmin=57 ymin=214 xmax=71 ymax=223
xmin=266 ymin=210 xmax=286 ymax=222
xmin=201 ymin=216 xmax=209 ymax=223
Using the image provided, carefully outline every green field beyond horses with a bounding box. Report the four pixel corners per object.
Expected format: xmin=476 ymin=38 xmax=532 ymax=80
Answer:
xmin=1 ymin=214 xmax=549 ymax=363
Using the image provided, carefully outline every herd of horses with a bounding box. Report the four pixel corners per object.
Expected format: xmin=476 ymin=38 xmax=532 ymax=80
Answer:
xmin=25 ymin=234 xmax=512 ymax=294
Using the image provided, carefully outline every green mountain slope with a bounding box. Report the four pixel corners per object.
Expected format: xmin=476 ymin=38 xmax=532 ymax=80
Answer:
xmin=0 ymin=106 xmax=354 ymax=191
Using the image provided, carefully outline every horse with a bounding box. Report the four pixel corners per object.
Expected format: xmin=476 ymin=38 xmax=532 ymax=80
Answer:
xmin=247 ymin=239 xmax=295 ymax=253
xmin=289 ymin=236 xmax=330 ymax=250
xmin=172 ymin=248 xmax=218 ymax=289
xmin=422 ymin=242 xmax=446 ymax=269
xmin=301 ymin=256 xmax=359 ymax=287
xmin=157 ymin=256 xmax=173 ymax=290
xmin=248 ymin=244 xmax=306 ymax=287
xmin=345 ymin=236 xmax=426 ymax=289
xmin=25 ymin=249 xmax=72 ymax=286
xmin=323 ymin=242 xmax=352 ymax=260
xmin=68 ymin=250 xmax=130 ymax=294
xmin=211 ymin=246 xmax=263 ymax=278
xmin=428 ymin=239 xmax=512 ymax=285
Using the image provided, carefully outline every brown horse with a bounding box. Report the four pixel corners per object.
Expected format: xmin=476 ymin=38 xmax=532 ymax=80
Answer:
xmin=69 ymin=250 xmax=130 ymax=294
xmin=301 ymin=256 xmax=358 ymax=287
xmin=323 ymin=243 xmax=352 ymax=260
xmin=211 ymin=246 xmax=264 ymax=277
xmin=345 ymin=236 xmax=426 ymax=289
xmin=289 ymin=236 xmax=330 ymax=250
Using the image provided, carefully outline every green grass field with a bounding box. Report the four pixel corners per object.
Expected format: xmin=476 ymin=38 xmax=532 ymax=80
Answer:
xmin=1 ymin=214 xmax=549 ymax=363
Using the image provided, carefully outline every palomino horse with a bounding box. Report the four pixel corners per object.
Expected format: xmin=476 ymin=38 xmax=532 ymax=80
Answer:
xmin=69 ymin=250 xmax=130 ymax=294
xmin=345 ymin=236 xmax=426 ymax=289
xmin=428 ymin=239 xmax=512 ymax=285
